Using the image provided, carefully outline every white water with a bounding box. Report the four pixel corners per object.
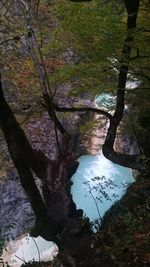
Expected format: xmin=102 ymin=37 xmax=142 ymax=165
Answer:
xmin=96 ymin=93 xmax=116 ymax=110
xmin=2 ymin=235 xmax=58 ymax=267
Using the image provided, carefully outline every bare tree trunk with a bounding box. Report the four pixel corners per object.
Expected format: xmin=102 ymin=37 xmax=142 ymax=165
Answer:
xmin=102 ymin=0 xmax=146 ymax=170
xmin=0 ymin=75 xmax=82 ymax=239
xmin=0 ymin=75 xmax=48 ymax=220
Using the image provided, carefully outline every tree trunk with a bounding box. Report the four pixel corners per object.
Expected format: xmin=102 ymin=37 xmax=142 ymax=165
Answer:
xmin=0 ymin=76 xmax=48 ymax=220
xmin=0 ymin=75 xmax=83 ymax=239
xmin=102 ymin=0 xmax=146 ymax=170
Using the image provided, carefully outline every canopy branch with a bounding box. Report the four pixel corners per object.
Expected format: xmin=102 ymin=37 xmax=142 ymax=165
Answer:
xmin=54 ymin=103 xmax=112 ymax=121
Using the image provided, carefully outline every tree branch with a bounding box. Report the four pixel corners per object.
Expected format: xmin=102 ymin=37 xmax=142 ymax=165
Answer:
xmin=54 ymin=103 xmax=112 ymax=121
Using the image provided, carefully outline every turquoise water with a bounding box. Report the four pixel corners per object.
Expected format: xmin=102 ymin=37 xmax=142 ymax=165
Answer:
xmin=71 ymin=153 xmax=134 ymax=223
xmin=2 ymin=89 xmax=136 ymax=265
xmin=73 ymin=92 xmax=135 ymax=223
xmin=96 ymin=93 xmax=116 ymax=109
xmin=4 ymin=154 xmax=134 ymax=266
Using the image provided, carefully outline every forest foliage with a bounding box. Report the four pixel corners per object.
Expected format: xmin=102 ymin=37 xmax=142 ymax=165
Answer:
xmin=0 ymin=1 xmax=149 ymax=107
xmin=0 ymin=1 xmax=150 ymax=266
xmin=0 ymin=0 xmax=149 ymax=177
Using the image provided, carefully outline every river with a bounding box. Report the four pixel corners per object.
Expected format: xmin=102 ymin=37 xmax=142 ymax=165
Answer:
xmin=1 ymin=92 xmax=136 ymax=266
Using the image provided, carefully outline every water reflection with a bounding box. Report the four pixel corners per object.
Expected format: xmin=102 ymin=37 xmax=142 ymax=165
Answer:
xmin=71 ymin=152 xmax=134 ymax=222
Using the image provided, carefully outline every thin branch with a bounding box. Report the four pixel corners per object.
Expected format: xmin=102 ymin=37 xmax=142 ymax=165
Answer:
xmin=130 ymin=55 xmax=150 ymax=60
xmin=31 ymin=237 xmax=41 ymax=263
xmin=18 ymin=0 xmax=29 ymax=10
xmin=34 ymin=0 xmax=41 ymax=18
xmin=14 ymin=255 xmax=26 ymax=263
xmin=0 ymin=36 xmax=20 ymax=46
xmin=19 ymin=0 xmax=67 ymax=141
xmin=54 ymin=104 xmax=112 ymax=121
xmin=3 ymin=0 xmax=15 ymax=16
xmin=129 ymin=71 xmax=150 ymax=81
xmin=126 ymin=87 xmax=150 ymax=92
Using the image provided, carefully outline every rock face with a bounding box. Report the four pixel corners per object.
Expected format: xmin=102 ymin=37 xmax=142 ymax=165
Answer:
xmin=88 ymin=113 xmax=108 ymax=155
xmin=0 ymin=179 xmax=35 ymax=239
xmin=0 ymin=106 xmax=87 ymax=242
xmin=0 ymin=86 xmax=139 ymax=252
xmin=26 ymin=112 xmax=58 ymax=160
xmin=0 ymin=112 xmax=56 ymax=241
xmin=114 ymin=134 xmax=140 ymax=155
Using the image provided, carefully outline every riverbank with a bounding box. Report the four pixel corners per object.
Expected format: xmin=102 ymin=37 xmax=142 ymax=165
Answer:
xmin=1 ymin=105 xmax=145 ymax=267
xmin=0 ymin=91 xmax=148 ymax=267
xmin=15 ymin=171 xmax=149 ymax=267
xmin=52 ymin=171 xmax=149 ymax=267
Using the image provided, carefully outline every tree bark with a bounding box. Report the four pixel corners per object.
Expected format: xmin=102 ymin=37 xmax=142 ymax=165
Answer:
xmin=54 ymin=103 xmax=112 ymax=121
xmin=0 ymin=75 xmax=83 ymax=239
xmin=0 ymin=75 xmax=48 ymax=219
xmin=102 ymin=0 xmax=146 ymax=170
